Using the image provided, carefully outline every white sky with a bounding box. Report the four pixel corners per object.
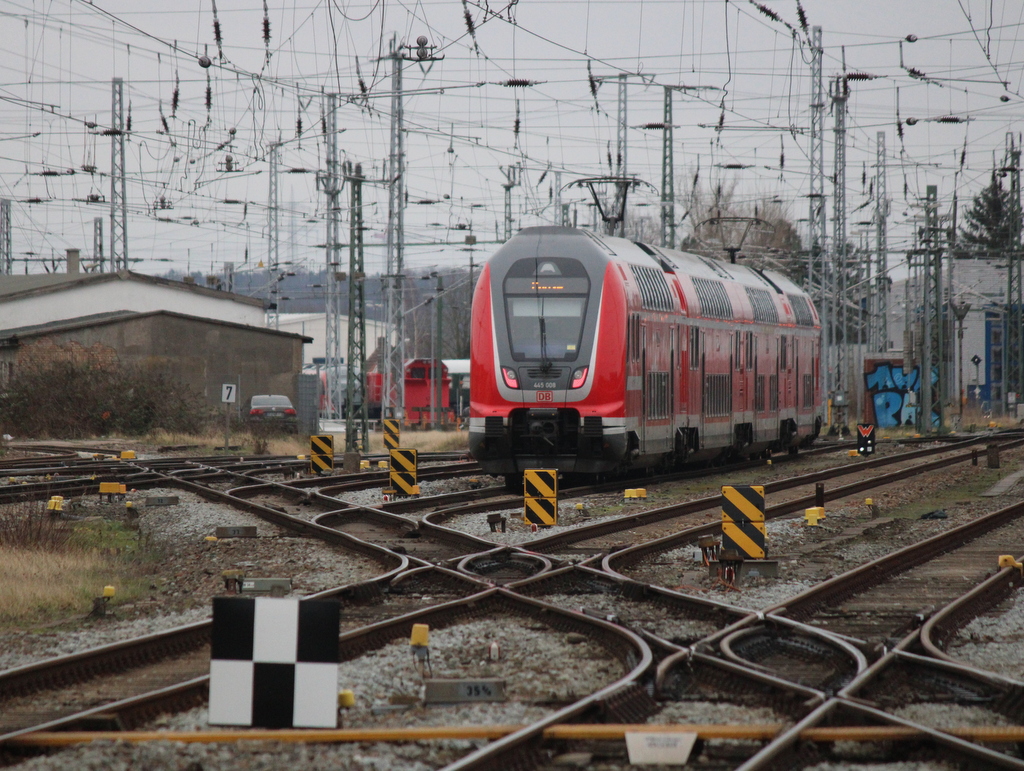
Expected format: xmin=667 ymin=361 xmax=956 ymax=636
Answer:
xmin=1 ymin=0 xmax=1022 ymax=288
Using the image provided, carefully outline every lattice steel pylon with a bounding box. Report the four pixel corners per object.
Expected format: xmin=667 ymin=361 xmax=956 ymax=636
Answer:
xmin=381 ymin=35 xmax=443 ymax=421
xmin=383 ymin=37 xmax=407 ymax=422
xmin=267 ymin=142 xmax=281 ymax=329
xmin=660 ymin=87 xmax=675 ymax=249
xmin=345 ymin=161 xmax=369 ymax=453
xmin=501 ymin=164 xmax=519 ymax=240
xmin=831 ymin=74 xmax=850 ymax=425
xmin=93 ymin=217 xmax=104 ymax=273
xmin=873 ymin=132 xmax=889 ymax=353
xmin=614 ymin=73 xmax=629 ymax=237
xmin=0 ymin=199 xmax=11 ymax=275
xmin=807 ymin=27 xmax=829 ymax=402
xmin=921 ymin=184 xmax=945 ymax=431
xmin=110 ymin=78 xmax=127 ymax=271
xmin=320 ymin=94 xmax=346 ymax=426
xmin=1005 ymin=133 xmax=1023 ymax=413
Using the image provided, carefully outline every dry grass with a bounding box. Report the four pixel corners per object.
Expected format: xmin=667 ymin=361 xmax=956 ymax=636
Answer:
xmin=0 ymin=502 xmax=151 ymax=629
xmin=0 ymin=547 xmax=116 ymax=626
xmin=142 ymin=426 xmax=470 ymax=456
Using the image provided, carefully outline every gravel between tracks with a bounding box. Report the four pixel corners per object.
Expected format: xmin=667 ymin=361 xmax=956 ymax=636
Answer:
xmin=0 ymin=487 xmax=388 ymax=672
xmin=946 ymin=590 xmax=1024 ymax=675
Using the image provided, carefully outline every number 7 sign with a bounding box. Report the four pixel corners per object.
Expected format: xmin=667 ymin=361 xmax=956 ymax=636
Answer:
xmin=221 ymin=383 xmax=237 ymax=404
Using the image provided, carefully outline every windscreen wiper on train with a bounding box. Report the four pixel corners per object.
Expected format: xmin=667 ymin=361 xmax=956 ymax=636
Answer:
xmin=539 ymin=315 xmax=551 ymax=373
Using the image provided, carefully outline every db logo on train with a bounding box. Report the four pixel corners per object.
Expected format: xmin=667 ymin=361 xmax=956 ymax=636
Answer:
xmin=536 ymin=391 xmax=553 ymax=402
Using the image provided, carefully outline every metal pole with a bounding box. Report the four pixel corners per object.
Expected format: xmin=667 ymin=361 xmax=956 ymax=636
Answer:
xmin=831 ymin=74 xmax=849 ymax=428
xmin=322 ymin=94 xmax=345 ymax=426
xmin=874 ymin=132 xmax=889 ymax=353
xmin=660 ymin=86 xmax=675 ymax=249
xmin=345 ymin=162 xmax=368 ymax=452
xmin=1005 ymin=133 xmax=1022 ymax=415
xmin=0 ymin=200 xmax=10 ymax=275
xmin=435 ymin=272 xmax=443 ymax=428
xmin=384 ymin=37 xmax=407 ymax=423
xmin=267 ymin=142 xmax=281 ymax=329
xmin=615 ymin=73 xmax=628 ymax=237
xmin=110 ymin=78 xmax=127 ymax=271
xmin=808 ymin=27 xmax=829 ymax=412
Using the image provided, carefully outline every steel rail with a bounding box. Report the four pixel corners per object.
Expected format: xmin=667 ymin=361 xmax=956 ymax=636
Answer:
xmin=601 ymin=441 xmax=1006 ymax=579
xmin=920 ymin=554 xmax=1024 ymax=667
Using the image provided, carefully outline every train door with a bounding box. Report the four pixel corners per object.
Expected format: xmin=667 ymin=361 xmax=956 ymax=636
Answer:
xmin=670 ymin=326 xmax=678 ymax=418
xmin=640 ymin=322 xmax=648 ymax=452
xmin=687 ymin=325 xmax=702 ymax=450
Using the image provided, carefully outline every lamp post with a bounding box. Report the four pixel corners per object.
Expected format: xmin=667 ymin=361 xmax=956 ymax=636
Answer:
xmin=951 ymin=299 xmax=971 ymax=422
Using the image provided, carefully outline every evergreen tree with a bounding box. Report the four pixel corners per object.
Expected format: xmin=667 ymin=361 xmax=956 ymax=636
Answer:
xmin=959 ymin=173 xmax=1018 ymax=255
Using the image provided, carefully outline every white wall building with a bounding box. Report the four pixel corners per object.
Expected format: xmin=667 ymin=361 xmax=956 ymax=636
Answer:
xmin=0 ymin=271 xmax=264 ymax=331
xmin=276 ymin=312 xmax=385 ymax=366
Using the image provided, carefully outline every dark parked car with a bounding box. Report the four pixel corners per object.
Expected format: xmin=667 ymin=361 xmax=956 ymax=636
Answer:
xmin=248 ymin=394 xmax=297 ymax=430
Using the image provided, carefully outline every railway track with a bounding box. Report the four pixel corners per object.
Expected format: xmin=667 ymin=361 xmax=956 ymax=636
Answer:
xmin=3 ymin=437 xmax=1024 ymax=770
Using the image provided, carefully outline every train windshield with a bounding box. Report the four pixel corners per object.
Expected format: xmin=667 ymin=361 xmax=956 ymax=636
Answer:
xmin=503 ymin=257 xmax=590 ymax=361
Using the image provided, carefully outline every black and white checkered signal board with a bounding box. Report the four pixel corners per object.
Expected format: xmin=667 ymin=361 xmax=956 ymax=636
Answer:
xmin=209 ymin=596 xmax=339 ymax=728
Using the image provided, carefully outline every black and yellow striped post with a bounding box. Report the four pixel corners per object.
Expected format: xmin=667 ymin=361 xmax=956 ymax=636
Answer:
xmin=523 ymin=469 xmax=558 ymax=527
xmin=388 ymin=448 xmax=419 ymax=496
xmin=721 ymin=485 xmax=766 ymax=559
xmin=383 ymin=419 xmax=400 ymax=452
xmin=309 ymin=435 xmax=334 ymax=474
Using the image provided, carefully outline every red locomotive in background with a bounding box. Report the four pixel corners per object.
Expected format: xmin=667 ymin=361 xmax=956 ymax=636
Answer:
xmin=469 ymin=226 xmax=822 ymax=489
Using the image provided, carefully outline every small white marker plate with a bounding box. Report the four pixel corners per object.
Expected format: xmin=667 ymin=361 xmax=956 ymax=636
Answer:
xmin=624 ymin=732 xmax=697 ymax=765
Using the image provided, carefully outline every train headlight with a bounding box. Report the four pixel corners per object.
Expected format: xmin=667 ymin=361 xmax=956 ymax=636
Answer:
xmin=501 ymin=367 xmax=520 ymax=389
xmin=570 ymin=366 xmax=588 ymax=388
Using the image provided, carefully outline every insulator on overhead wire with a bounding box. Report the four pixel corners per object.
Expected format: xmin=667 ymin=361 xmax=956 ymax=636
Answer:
xmin=752 ymin=3 xmax=782 ymax=23
xmin=206 ymin=76 xmax=213 ymax=112
xmin=296 ymin=115 xmax=303 ymax=137
xmin=796 ymin=1 xmax=809 ymax=33
xmin=126 ymin=103 xmax=132 ymax=133
xmin=171 ymin=72 xmax=180 ymax=116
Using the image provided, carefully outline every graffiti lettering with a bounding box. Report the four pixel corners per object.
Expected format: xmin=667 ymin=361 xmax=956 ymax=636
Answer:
xmin=864 ymin=362 xmax=920 ymax=428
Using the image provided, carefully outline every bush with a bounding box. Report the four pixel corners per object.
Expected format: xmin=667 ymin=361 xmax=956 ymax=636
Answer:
xmin=0 ymin=361 xmax=213 ymax=438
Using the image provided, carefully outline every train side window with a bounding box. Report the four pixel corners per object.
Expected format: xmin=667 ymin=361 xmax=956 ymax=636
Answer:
xmin=748 ymin=334 xmax=756 ymax=364
xmin=734 ymin=332 xmax=741 ymax=370
xmin=689 ymin=326 xmax=700 ymax=369
xmin=780 ymin=336 xmax=788 ymax=370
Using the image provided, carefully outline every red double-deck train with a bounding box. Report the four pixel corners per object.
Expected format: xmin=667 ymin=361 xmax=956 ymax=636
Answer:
xmin=468 ymin=226 xmax=822 ymax=487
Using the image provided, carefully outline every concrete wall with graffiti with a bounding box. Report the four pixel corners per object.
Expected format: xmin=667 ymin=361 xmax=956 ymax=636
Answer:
xmin=864 ymin=360 xmax=920 ymax=428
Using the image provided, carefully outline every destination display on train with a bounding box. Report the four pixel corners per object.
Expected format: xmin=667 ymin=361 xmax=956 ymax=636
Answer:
xmin=504 ymin=277 xmax=589 ymax=294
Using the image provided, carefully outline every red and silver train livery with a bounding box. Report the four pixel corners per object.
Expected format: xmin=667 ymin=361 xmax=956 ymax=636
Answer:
xmin=469 ymin=226 xmax=822 ymax=486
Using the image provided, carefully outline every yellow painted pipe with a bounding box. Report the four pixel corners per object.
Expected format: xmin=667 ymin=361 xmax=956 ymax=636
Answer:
xmin=11 ymin=723 xmax=1024 ymax=747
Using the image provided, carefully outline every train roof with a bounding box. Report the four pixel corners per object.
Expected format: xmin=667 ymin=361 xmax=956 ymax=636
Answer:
xmin=508 ymin=227 xmax=818 ymax=328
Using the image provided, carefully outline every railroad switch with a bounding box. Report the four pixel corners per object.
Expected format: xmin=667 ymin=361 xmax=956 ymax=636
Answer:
xmin=46 ymin=496 xmax=64 ymax=515
xmin=90 ymin=585 xmax=116 ymax=617
xmin=999 ymin=555 xmax=1024 ymax=575
xmin=486 ymin=513 xmax=507 ymax=533
xmin=410 ymin=623 xmax=432 ymax=676
xmin=338 ymin=688 xmax=355 ymax=725
xmin=120 ymin=450 xmax=136 ymax=460
xmin=865 ymin=498 xmax=879 ymax=516
xmin=698 ymin=535 xmax=720 ymax=565
xmin=575 ymin=502 xmax=587 ymax=516
xmin=360 ymin=460 xmax=371 ymax=470
xmin=221 ymin=569 xmax=244 ymax=593
xmin=804 ymin=507 xmax=826 ymax=526
xmin=717 ymin=549 xmax=743 ymax=586
xmin=98 ymin=482 xmax=127 ymax=503
xmin=624 ymin=488 xmax=647 ymax=500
